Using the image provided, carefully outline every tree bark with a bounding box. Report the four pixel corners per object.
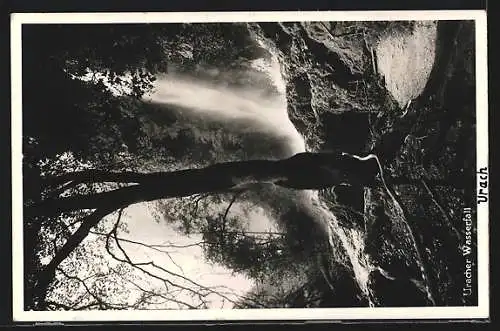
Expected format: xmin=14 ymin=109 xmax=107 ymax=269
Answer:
xmin=32 ymin=152 xmax=380 ymax=218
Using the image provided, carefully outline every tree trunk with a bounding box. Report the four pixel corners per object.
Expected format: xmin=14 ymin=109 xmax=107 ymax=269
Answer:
xmin=31 ymin=152 xmax=380 ymax=217
xmin=27 ymin=151 xmax=379 ymax=306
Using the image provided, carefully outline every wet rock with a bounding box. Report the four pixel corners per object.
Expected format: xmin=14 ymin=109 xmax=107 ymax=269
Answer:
xmin=363 ymin=187 xmax=424 ymax=281
xmin=368 ymin=269 xmax=432 ymax=306
xmin=319 ymin=262 xmax=370 ymax=307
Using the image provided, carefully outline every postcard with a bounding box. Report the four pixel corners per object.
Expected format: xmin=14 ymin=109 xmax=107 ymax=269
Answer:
xmin=11 ymin=10 xmax=489 ymax=322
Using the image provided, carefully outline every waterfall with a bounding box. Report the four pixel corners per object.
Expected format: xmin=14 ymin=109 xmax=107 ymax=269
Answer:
xmin=142 ymin=63 xmax=306 ymax=159
xmin=308 ymin=190 xmax=376 ymax=306
xmin=140 ymin=52 xmax=377 ymax=306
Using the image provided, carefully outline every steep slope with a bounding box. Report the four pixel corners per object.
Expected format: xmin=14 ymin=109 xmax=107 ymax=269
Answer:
xmin=250 ymin=20 xmax=476 ymax=306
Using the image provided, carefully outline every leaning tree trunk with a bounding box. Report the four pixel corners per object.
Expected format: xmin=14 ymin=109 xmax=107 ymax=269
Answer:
xmin=32 ymin=151 xmax=379 ymax=217
xmin=26 ymin=151 xmax=379 ymax=305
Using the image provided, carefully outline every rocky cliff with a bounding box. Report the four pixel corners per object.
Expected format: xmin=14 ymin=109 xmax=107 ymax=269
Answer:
xmin=249 ymin=20 xmax=477 ymax=306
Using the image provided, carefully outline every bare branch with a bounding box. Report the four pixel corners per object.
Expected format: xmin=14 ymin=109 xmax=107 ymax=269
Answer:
xmin=93 ymin=230 xmax=189 ymax=275
xmin=125 ymin=279 xmax=198 ymax=309
xmin=104 ymin=220 xmax=209 ymax=303
xmin=101 ymin=213 xmax=249 ymax=308
xmin=222 ymin=190 xmax=243 ymax=224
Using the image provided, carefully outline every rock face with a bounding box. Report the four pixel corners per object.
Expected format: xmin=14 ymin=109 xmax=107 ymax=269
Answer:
xmin=376 ymin=22 xmax=438 ymax=108
xmin=251 ymin=20 xmax=477 ymax=306
xmin=247 ymin=22 xmax=390 ymax=151
xmin=368 ymin=269 xmax=432 ymax=307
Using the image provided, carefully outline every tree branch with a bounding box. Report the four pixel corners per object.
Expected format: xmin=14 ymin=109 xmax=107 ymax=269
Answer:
xmin=31 ymin=206 xmax=118 ymax=300
xmin=56 ymin=267 xmax=112 ymax=310
xmin=44 ymin=169 xmax=167 ymax=188
xmin=102 ymin=212 xmax=248 ymax=308
xmin=31 ymin=152 xmax=380 ymax=218
xmin=222 ymin=191 xmax=243 ymax=224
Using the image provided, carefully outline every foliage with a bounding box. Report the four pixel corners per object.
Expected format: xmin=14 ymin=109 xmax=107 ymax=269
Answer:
xmin=22 ymin=23 xmax=263 ymax=165
xmin=21 ymin=22 xmax=266 ymax=310
xmin=202 ymin=214 xmax=289 ymax=281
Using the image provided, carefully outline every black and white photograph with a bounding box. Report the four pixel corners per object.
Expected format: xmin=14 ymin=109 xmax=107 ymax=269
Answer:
xmin=11 ymin=11 xmax=488 ymax=321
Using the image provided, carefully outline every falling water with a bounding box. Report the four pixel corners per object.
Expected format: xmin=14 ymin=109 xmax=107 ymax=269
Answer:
xmin=309 ymin=190 xmax=376 ymax=305
xmin=142 ymin=63 xmax=306 ymax=159
xmin=141 ymin=52 xmax=379 ymax=306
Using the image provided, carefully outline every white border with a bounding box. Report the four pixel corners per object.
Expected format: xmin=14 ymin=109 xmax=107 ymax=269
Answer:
xmin=474 ymin=7 xmax=489 ymax=319
xmin=11 ymin=10 xmax=489 ymax=322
